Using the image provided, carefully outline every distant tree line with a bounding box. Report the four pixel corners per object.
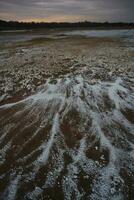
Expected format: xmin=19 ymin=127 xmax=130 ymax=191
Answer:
xmin=0 ymin=20 xmax=134 ymax=30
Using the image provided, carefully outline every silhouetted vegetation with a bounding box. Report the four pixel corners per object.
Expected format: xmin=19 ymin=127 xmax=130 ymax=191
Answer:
xmin=0 ymin=20 xmax=134 ymax=31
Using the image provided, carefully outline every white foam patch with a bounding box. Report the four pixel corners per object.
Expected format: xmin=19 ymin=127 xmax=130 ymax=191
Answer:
xmin=0 ymin=142 xmax=11 ymax=164
xmin=73 ymin=137 xmax=87 ymax=163
xmin=4 ymin=175 xmax=21 ymax=200
xmin=108 ymin=77 xmax=127 ymax=110
xmin=91 ymin=165 xmax=124 ymax=200
xmin=0 ymin=124 xmax=14 ymax=144
xmin=90 ymin=111 xmax=116 ymax=163
xmin=35 ymin=113 xmax=59 ymax=166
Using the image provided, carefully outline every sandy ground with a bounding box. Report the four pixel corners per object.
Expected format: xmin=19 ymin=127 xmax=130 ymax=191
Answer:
xmin=0 ymin=31 xmax=134 ymax=200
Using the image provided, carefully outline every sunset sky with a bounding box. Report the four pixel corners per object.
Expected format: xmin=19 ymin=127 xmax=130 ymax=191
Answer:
xmin=0 ymin=0 xmax=134 ymax=22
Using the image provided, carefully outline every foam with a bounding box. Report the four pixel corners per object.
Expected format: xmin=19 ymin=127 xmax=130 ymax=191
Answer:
xmin=3 ymin=175 xmax=21 ymax=200
xmin=0 ymin=74 xmax=133 ymax=199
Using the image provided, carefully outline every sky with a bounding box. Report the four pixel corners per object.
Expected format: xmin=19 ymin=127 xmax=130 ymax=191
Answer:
xmin=0 ymin=0 xmax=134 ymax=22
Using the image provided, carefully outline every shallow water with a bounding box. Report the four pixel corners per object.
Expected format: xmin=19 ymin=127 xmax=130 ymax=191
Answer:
xmin=64 ymin=29 xmax=134 ymax=39
xmin=63 ymin=29 xmax=134 ymax=49
xmin=0 ymin=29 xmax=134 ymax=45
xmin=0 ymin=33 xmax=45 ymax=43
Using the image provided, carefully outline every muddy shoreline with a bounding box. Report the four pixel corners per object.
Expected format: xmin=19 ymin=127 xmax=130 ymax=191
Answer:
xmin=0 ymin=31 xmax=134 ymax=200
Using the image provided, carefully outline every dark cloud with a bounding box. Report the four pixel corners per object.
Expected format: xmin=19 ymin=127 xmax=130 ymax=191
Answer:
xmin=0 ymin=0 xmax=134 ymax=22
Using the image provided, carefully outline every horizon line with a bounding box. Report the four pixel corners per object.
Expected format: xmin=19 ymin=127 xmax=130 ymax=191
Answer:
xmin=1 ymin=19 xmax=134 ymax=24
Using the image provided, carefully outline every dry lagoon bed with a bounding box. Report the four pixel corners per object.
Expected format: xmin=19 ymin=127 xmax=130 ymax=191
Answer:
xmin=0 ymin=30 xmax=134 ymax=200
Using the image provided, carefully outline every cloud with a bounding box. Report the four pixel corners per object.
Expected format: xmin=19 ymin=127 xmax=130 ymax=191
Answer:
xmin=0 ymin=0 xmax=133 ymax=22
